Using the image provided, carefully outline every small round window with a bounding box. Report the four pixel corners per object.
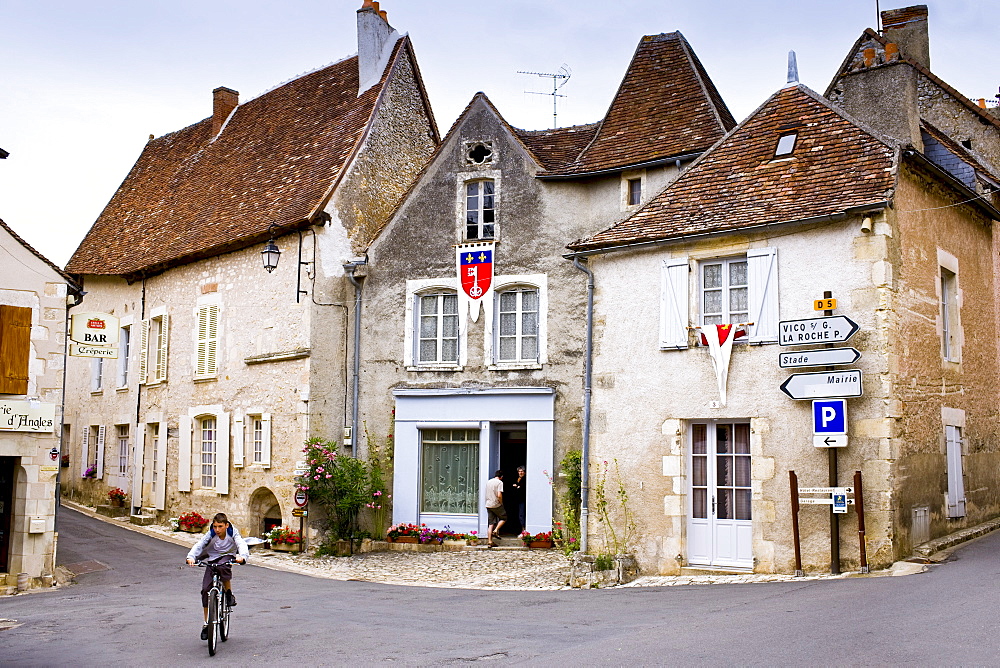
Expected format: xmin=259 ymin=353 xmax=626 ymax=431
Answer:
xmin=466 ymin=142 xmax=493 ymax=165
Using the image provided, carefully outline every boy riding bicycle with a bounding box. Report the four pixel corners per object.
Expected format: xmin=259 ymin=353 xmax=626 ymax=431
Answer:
xmin=186 ymin=513 xmax=249 ymax=640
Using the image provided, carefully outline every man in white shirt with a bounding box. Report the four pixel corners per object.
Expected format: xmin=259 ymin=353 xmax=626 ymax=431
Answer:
xmin=485 ymin=470 xmax=506 ymax=547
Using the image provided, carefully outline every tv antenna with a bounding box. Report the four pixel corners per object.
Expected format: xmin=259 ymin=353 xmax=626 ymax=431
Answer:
xmin=518 ymin=64 xmax=571 ymax=128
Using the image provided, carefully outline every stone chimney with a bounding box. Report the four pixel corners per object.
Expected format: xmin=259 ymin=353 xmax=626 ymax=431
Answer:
xmin=881 ymin=5 xmax=930 ymax=68
xmin=357 ymin=1 xmax=395 ymax=94
xmin=212 ymin=87 xmax=239 ymax=136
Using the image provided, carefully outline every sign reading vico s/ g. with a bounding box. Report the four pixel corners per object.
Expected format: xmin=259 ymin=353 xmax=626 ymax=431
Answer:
xmin=779 ymin=316 xmax=859 ymax=346
xmin=0 ymin=400 xmax=56 ymax=432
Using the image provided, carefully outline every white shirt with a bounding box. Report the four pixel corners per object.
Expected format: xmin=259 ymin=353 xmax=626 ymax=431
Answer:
xmin=485 ymin=477 xmax=504 ymax=509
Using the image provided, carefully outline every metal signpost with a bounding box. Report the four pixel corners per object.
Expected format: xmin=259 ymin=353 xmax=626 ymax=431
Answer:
xmin=789 ymin=474 xmax=867 ymax=575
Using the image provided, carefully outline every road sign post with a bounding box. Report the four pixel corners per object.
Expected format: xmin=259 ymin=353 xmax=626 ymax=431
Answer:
xmin=780 ymin=370 xmax=862 ymax=400
xmin=779 ymin=316 xmax=859 ymax=346
xmin=779 ymin=347 xmax=861 ymax=368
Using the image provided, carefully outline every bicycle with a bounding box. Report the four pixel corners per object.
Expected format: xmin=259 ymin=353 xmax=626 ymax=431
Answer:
xmin=196 ymin=558 xmax=241 ymax=656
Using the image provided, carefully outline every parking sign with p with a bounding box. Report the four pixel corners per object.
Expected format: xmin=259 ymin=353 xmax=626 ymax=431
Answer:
xmin=813 ymin=399 xmax=847 ymax=434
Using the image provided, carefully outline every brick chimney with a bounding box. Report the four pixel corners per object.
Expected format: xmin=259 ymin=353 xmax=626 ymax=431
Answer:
xmin=881 ymin=5 xmax=930 ymax=68
xmin=357 ymin=1 xmax=395 ymax=95
xmin=212 ymin=87 xmax=239 ymax=136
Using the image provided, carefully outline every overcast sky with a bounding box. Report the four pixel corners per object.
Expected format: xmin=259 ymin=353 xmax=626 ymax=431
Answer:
xmin=2 ymin=0 xmax=997 ymax=267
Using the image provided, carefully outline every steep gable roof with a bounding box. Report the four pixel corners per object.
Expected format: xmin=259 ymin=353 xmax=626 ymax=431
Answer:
xmin=541 ymin=32 xmax=736 ymax=178
xmin=67 ymin=37 xmax=428 ymax=278
xmin=569 ymin=86 xmax=897 ymax=252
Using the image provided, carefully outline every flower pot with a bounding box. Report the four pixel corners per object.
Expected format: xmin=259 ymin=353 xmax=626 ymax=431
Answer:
xmin=390 ymin=536 xmax=419 ymax=544
xmin=182 ymin=526 xmax=205 ymax=533
xmin=270 ymin=542 xmax=301 ymax=553
xmin=528 ymin=540 xmax=554 ymax=549
xmin=110 ymin=499 xmax=124 ymax=508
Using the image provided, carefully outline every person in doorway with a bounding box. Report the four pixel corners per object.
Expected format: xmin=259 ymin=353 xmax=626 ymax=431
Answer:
xmin=509 ymin=465 xmax=526 ymax=533
xmin=485 ymin=470 xmax=506 ymax=547
xmin=186 ymin=512 xmax=249 ymax=640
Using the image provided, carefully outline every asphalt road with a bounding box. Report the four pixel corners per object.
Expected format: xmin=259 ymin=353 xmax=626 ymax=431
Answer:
xmin=1 ymin=508 xmax=999 ymax=665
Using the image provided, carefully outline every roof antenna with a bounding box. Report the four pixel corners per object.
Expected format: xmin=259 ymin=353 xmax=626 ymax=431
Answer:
xmin=786 ymin=50 xmax=799 ymax=87
xmin=518 ymin=64 xmax=571 ymax=128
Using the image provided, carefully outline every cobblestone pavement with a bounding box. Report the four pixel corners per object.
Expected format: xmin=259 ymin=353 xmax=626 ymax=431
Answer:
xmin=62 ymin=502 xmax=921 ymax=590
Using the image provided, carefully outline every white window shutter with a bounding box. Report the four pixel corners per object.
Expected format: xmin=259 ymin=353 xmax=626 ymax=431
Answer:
xmin=216 ymin=412 xmax=230 ymax=495
xmin=261 ymin=413 xmax=272 ymax=469
xmin=95 ymin=425 xmax=106 ymax=479
xmin=195 ymin=305 xmax=219 ymax=378
xmin=80 ymin=427 xmax=90 ymax=477
xmin=156 ymin=314 xmax=169 ymax=382
xmin=178 ymin=414 xmax=192 ymax=492
xmin=747 ymin=247 xmax=779 ymax=343
xmin=233 ymin=413 xmax=244 ymax=468
xmin=660 ymin=258 xmax=690 ymax=349
xmin=946 ymin=425 xmax=966 ymax=518
xmin=130 ymin=422 xmax=143 ymax=508
xmin=138 ymin=319 xmax=150 ymax=385
xmin=154 ymin=424 xmax=167 ymax=510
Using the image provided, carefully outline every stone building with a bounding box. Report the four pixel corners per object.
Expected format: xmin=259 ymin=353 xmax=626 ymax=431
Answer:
xmin=567 ymin=6 xmax=1000 ymax=574
xmin=1 ymin=218 xmax=81 ymax=589
xmin=356 ymin=32 xmax=735 ymax=539
xmin=60 ymin=3 xmax=439 ymax=537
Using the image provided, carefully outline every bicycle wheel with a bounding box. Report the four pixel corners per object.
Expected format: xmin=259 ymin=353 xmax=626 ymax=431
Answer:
xmin=220 ymin=594 xmax=230 ymax=641
xmin=207 ymin=590 xmax=219 ymax=656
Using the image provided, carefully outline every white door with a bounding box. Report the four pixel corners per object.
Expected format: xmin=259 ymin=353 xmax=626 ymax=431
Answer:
xmin=688 ymin=422 xmax=753 ymax=568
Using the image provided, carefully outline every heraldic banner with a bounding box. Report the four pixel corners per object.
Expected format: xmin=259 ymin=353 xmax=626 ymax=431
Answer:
xmin=456 ymin=241 xmax=494 ymax=323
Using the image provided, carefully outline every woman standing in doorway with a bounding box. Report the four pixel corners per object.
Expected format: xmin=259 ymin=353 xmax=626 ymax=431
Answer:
xmin=509 ymin=466 xmax=526 ymax=533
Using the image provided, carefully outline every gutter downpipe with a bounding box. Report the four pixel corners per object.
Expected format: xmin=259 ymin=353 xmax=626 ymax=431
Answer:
xmin=344 ymin=262 xmax=365 ymax=458
xmin=571 ymin=255 xmax=593 ymax=554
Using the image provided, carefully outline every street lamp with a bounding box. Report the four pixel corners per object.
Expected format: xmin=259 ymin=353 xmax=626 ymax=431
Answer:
xmin=261 ymin=223 xmax=281 ymax=273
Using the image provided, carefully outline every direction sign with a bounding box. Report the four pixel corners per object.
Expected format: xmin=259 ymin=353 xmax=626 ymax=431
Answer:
xmin=779 ymin=347 xmax=861 ymax=368
xmin=292 ymin=508 xmax=308 ymax=517
xmin=814 ymin=435 xmax=848 ymax=448
xmin=799 ymin=487 xmax=853 ymax=495
xmin=778 ymin=316 xmax=859 ymax=346
xmin=780 ymin=370 xmax=862 ymax=400
xmin=799 ymin=497 xmax=855 ymax=505
xmin=293 ymin=468 xmax=309 ymax=476
xmin=813 ymin=399 xmax=847 ymax=434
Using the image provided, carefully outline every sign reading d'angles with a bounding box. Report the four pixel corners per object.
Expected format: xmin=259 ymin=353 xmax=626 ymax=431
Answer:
xmin=456 ymin=242 xmax=494 ymax=322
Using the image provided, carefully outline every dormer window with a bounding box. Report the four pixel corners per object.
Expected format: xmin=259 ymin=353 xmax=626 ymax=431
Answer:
xmin=774 ymin=132 xmax=798 ymax=158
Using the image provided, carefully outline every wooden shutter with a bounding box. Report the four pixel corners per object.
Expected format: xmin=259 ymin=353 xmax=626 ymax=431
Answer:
xmin=137 ymin=319 xmax=150 ymax=385
xmin=946 ymin=425 xmax=966 ymax=518
xmin=660 ymin=258 xmax=690 ymax=349
xmin=747 ymin=248 xmax=779 ymax=343
xmin=216 ymin=412 xmax=230 ymax=495
xmin=154 ymin=423 xmax=167 ymax=510
xmin=261 ymin=413 xmax=272 ymax=468
xmin=0 ymin=305 xmax=31 ymax=394
xmin=156 ymin=315 xmax=169 ymax=382
xmin=95 ymin=425 xmax=106 ymax=479
xmin=80 ymin=426 xmax=90 ymax=477
xmin=195 ymin=305 xmax=219 ymax=378
xmin=232 ymin=413 xmax=244 ymax=468
xmin=178 ymin=414 xmax=192 ymax=492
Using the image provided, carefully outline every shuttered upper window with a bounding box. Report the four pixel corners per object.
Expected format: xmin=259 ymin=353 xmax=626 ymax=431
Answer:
xmin=0 ymin=305 xmax=31 ymax=395
xmin=195 ymin=304 xmax=220 ymax=379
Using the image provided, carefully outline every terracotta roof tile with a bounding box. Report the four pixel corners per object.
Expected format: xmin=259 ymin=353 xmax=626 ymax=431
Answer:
xmin=513 ymin=124 xmax=599 ymax=171
xmin=542 ymin=32 xmax=736 ymax=177
xmin=569 ymin=86 xmax=897 ymax=251
xmin=67 ymin=38 xmax=411 ymax=277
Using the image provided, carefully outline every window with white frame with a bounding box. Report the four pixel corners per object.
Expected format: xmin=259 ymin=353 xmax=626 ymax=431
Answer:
xmin=465 ymin=179 xmax=495 ymax=240
xmin=117 ymin=424 xmax=129 ymax=476
xmin=496 ymin=288 xmax=539 ymax=363
xmin=660 ymin=248 xmax=778 ymax=349
xmin=140 ymin=313 xmax=169 ymax=384
xmin=148 ymin=423 xmax=161 ymax=505
xmin=627 ymin=178 xmax=642 ymax=206
xmin=91 ymin=357 xmax=103 ymax=392
xmin=701 ymin=257 xmax=749 ymax=331
xmin=195 ymin=304 xmax=220 ymax=379
xmin=421 ymin=428 xmax=479 ymax=514
xmin=417 ymin=291 xmax=459 ymax=365
xmin=117 ymin=325 xmax=130 ymax=388
xmin=248 ymin=413 xmax=271 ymax=467
xmin=199 ymin=416 xmax=217 ymax=489
xmin=945 ymin=423 xmax=966 ymax=518
xmin=940 ymin=266 xmax=959 ymax=361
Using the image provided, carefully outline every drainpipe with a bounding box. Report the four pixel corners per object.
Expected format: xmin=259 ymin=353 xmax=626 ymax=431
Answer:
xmin=343 ymin=259 xmax=367 ymax=458
xmin=571 ymin=255 xmax=593 ymax=554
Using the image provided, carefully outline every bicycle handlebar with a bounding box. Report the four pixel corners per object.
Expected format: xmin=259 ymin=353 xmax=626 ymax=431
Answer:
xmin=192 ymin=557 xmax=245 ymax=567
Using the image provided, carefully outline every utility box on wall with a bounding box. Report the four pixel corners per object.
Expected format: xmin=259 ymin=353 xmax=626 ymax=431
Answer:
xmin=28 ymin=518 xmax=46 ymax=534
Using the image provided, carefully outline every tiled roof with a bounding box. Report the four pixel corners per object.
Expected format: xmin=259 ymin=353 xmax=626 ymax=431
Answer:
xmin=569 ymin=86 xmax=897 ymax=251
xmin=826 ymin=29 xmax=1000 ymax=133
xmin=514 ymin=124 xmax=599 ymax=171
xmin=541 ymin=32 xmax=736 ymax=178
xmin=0 ymin=217 xmax=79 ymax=288
xmin=67 ymin=38 xmax=416 ymax=277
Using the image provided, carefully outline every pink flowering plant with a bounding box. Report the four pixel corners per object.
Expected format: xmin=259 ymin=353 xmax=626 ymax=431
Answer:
xmin=520 ymin=531 xmax=554 ymax=546
xmin=267 ymin=525 xmax=302 ymax=545
xmin=297 ymin=438 xmax=368 ymax=540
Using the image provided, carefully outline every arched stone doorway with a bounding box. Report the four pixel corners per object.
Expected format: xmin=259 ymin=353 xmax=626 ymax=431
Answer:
xmin=248 ymin=487 xmax=282 ymax=538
